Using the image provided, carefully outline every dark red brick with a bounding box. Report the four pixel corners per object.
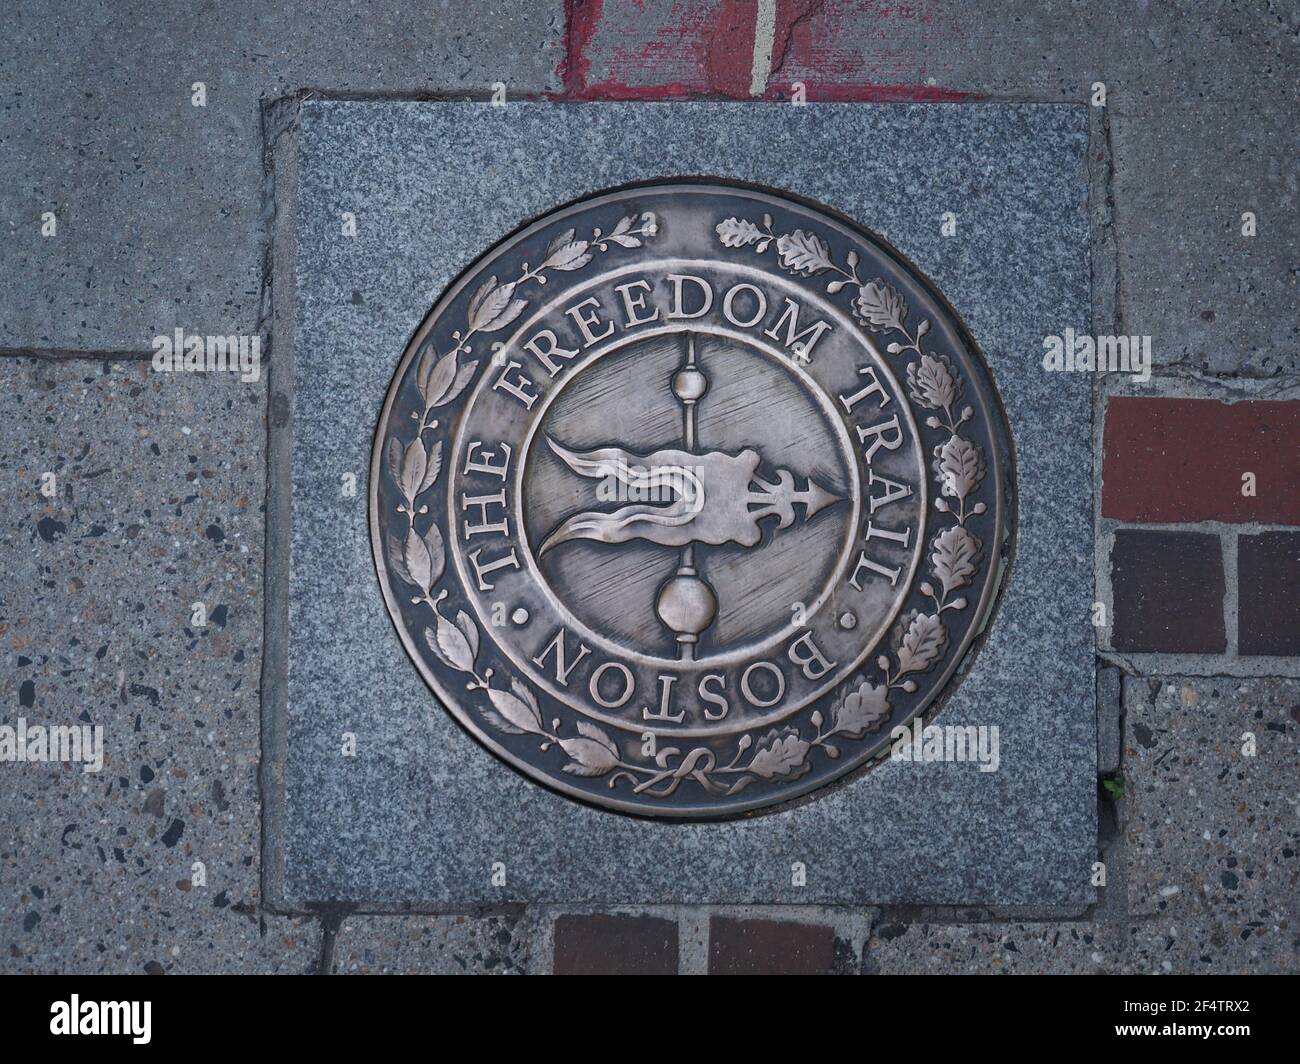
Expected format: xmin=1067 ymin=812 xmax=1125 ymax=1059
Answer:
xmin=1103 ymin=397 xmax=1300 ymax=525
xmin=1238 ymin=532 xmax=1300 ymax=656
xmin=708 ymin=917 xmax=835 ymax=975
xmin=1110 ymin=530 xmax=1226 ymax=654
xmin=552 ymin=914 xmax=678 ymax=975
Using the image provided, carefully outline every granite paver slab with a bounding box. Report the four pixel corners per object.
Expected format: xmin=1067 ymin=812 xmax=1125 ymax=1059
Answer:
xmin=270 ymin=100 xmax=1096 ymax=907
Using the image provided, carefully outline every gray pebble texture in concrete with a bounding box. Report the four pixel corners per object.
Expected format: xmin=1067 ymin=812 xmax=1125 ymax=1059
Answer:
xmin=1123 ymin=676 xmax=1298 ymax=927
xmin=0 ymin=358 xmax=318 ymax=973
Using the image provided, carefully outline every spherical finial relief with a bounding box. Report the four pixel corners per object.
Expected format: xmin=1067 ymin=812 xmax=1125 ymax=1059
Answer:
xmin=672 ymin=367 xmax=708 ymax=403
xmin=655 ymin=573 xmax=717 ymax=637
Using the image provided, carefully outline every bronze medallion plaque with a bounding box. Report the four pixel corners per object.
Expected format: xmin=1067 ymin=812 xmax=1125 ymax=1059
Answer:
xmin=370 ymin=182 xmax=1011 ymax=818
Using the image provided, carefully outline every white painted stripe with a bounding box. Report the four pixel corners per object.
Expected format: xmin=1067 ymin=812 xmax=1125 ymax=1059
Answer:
xmin=749 ymin=0 xmax=778 ymax=97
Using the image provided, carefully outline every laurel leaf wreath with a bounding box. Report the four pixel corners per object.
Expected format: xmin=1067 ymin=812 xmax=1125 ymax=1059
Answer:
xmin=713 ymin=215 xmax=990 ymax=706
xmin=379 ymin=211 xmax=664 ymax=787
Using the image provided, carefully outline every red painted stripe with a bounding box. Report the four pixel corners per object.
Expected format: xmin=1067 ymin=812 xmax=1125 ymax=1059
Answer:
xmin=558 ymin=0 xmax=605 ymax=99
xmin=555 ymin=0 xmax=980 ymax=102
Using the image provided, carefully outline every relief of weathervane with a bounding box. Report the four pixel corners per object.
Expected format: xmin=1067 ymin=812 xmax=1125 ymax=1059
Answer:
xmin=538 ymin=333 xmax=844 ymax=661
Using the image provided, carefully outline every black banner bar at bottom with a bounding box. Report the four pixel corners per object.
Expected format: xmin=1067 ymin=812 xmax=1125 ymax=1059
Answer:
xmin=0 ymin=973 xmax=1290 ymax=1049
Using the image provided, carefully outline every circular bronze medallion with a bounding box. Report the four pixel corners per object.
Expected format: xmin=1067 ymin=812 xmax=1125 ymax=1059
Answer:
xmin=370 ymin=181 xmax=1011 ymax=818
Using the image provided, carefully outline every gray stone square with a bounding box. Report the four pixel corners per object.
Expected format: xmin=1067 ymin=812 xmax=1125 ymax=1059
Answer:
xmin=268 ymin=100 xmax=1096 ymax=907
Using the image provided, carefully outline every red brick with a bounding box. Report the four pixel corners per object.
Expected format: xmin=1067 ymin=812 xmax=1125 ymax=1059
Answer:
xmin=708 ymin=917 xmax=835 ymax=975
xmin=1102 ymin=397 xmax=1300 ymax=524
xmin=552 ymin=914 xmax=678 ymax=975
xmin=1237 ymin=532 xmax=1300 ymax=656
xmin=1110 ymin=530 xmax=1226 ymax=654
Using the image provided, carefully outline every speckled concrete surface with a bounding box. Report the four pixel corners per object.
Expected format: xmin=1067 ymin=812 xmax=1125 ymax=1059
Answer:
xmin=0 ymin=358 xmax=316 ymax=973
xmin=1125 ymin=913 xmax=1295 ymax=975
xmin=1109 ymin=106 xmax=1298 ymax=377
xmin=1123 ymin=676 xmax=1299 ymax=924
xmin=274 ymin=100 xmax=1095 ymax=907
xmin=865 ymin=921 xmax=1126 ymax=974
xmin=330 ymin=913 xmax=530 ymax=974
xmin=915 ymin=1 xmax=1296 ymax=112
xmin=864 ymin=912 xmax=1296 ymax=974
xmin=0 ymin=0 xmax=565 ymax=352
